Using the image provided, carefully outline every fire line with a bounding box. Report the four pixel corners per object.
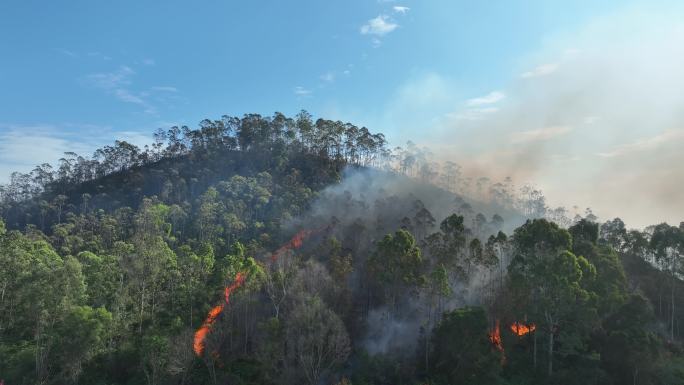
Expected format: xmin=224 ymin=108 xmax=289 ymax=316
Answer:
xmin=193 ymin=228 xmax=321 ymax=357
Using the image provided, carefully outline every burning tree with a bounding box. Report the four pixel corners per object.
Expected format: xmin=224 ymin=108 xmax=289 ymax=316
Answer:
xmin=508 ymin=219 xmax=597 ymax=376
xmin=510 ymin=321 xmax=536 ymax=336
xmin=431 ymin=307 xmax=503 ymax=384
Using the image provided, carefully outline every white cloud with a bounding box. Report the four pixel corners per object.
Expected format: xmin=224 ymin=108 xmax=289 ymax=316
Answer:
xmin=117 ymin=130 xmax=155 ymax=149
xmin=0 ymin=124 xmax=157 ymax=182
xmin=520 ymin=63 xmax=559 ymax=78
xmin=0 ymin=126 xmax=95 ymax=182
xmin=393 ymin=6 xmax=410 ymax=14
xmin=294 ymin=86 xmax=313 ymax=96
xmin=443 ymin=91 xmax=505 ymax=122
xmin=360 ymin=15 xmax=398 ymax=36
xmin=85 ymin=66 xmax=134 ymax=89
xmin=114 ymin=88 xmax=146 ymax=105
xmin=56 ymin=48 xmax=78 ymax=57
xmin=142 ymin=58 xmax=156 ymax=66
xmin=84 ymin=66 xmax=160 ymax=114
xmin=510 ymin=126 xmax=572 ymax=143
xmin=597 ymin=129 xmax=684 ymax=157
xmin=466 ymin=91 xmax=506 ymax=106
xmin=151 ymin=86 xmax=178 ymax=92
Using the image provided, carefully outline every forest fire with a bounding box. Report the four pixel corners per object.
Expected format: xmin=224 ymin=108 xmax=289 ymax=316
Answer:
xmin=489 ymin=320 xmax=504 ymax=352
xmin=510 ymin=321 xmax=536 ymax=336
xmin=194 ymin=228 xmax=319 ymax=357
xmin=270 ymin=228 xmax=319 ymax=262
xmin=193 ymin=272 xmax=247 ymax=356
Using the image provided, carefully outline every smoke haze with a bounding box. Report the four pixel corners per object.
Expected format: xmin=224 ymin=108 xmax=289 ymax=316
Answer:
xmin=379 ymin=4 xmax=684 ymax=229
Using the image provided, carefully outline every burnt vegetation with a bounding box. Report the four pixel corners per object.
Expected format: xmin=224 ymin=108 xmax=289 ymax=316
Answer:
xmin=1 ymin=112 xmax=683 ymax=385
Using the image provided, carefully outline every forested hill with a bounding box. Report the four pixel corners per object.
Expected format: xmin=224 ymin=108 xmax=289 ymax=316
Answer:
xmin=1 ymin=112 xmax=684 ymax=385
xmin=0 ymin=111 xmax=385 ymax=238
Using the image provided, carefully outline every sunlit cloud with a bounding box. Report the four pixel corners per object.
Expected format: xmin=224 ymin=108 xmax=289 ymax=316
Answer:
xmin=466 ymin=91 xmax=506 ymax=106
xmin=360 ymin=15 xmax=398 ymax=36
xmin=520 ymin=63 xmax=559 ymax=78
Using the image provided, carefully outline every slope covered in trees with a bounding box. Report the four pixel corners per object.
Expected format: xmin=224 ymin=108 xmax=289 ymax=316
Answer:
xmin=1 ymin=112 xmax=683 ymax=385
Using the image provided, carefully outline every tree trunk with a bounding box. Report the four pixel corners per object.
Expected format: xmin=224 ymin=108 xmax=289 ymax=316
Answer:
xmin=139 ymin=281 xmax=146 ymax=335
xmin=548 ymin=329 xmax=554 ymax=376
xmin=659 ymin=284 xmax=663 ymax=318
xmin=425 ymin=300 xmax=432 ymax=370
xmin=633 ymin=366 xmax=638 ymax=385
xmin=533 ymin=330 xmax=537 ymax=369
xmin=671 ymin=272 xmax=675 ymax=340
xmin=190 ymin=300 xmax=193 ymax=329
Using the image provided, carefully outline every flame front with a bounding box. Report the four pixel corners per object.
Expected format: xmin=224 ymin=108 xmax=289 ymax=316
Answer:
xmin=193 ymin=272 xmax=248 ymax=356
xmin=510 ymin=321 xmax=536 ymax=336
xmin=270 ymin=228 xmax=317 ymax=262
xmin=193 ymin=229 xmax=320 ymax=357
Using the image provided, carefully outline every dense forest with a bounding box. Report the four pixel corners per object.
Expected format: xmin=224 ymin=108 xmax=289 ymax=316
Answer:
xmin=1 ymin=112 xmax=683 ymax=385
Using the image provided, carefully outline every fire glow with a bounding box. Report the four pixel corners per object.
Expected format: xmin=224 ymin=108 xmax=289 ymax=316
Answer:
xmin=270 ymin=228 xmax=317 ymax=262
xmin=510 ymin=321 xmax=536 ymax=336
xmin=193 ymin=228 xmax=320 ymax=357
xmin=489 ymin=320 xmax=504 ymax=352
xmin=193 ymin=272 xmax=246 ymax=356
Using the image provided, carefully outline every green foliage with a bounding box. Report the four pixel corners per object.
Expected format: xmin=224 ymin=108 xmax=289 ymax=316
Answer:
xmin=508 ymin=219 xmax=598 ymax=376
xmin=0 ymin=114 xmax=682 ymax=385
xmin=54 ymin=305 xmax=113 ymax=383
xmin=368 ymin=229 xmax=425 ymax=315
xmin=430 ymin=307 xmax=504 ymax=385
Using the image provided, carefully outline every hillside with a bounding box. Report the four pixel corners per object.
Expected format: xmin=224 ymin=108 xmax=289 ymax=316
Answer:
xmin=1 ymin=112 xmax=683 ymax=385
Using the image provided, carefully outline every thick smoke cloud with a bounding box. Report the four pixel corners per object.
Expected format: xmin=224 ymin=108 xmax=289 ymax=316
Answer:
xmin=289 ymin=167 xmax=515 ymax=355
xmin=292 ymin=167 xmax=524 ymax=236
xmin=407 ymin=5 xmax=684 ymax=228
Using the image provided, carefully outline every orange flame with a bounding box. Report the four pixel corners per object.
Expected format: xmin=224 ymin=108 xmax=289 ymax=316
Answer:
xmin=489 ymin=320 xmax=504 ymax=352
xmin=193 ymin=228 xmax=321 ymax=357
xmin=510 ymin=321 xmax=536 ymax=336
xmin=193 ymin=272 xmax=247 ymax=356
xmin=270 ymin=228 xmax=319 ymax=262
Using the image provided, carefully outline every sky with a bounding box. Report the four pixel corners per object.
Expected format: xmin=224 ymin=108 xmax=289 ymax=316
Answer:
xmin=1 ymin=0 xmax=683 ymax=228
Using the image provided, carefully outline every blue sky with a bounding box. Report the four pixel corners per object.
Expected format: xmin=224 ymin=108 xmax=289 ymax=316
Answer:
xmin=2 ymin=0 xmax=684 ymax=227
xmin=0 ymin=0 xmax=622 ymax=134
